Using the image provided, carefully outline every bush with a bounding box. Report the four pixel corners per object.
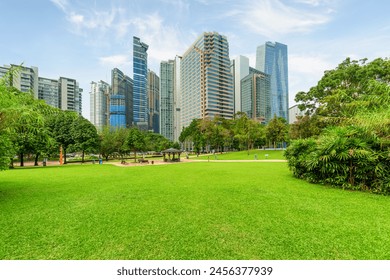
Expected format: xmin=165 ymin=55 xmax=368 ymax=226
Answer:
xmin=285 ymin=126 xmax=390 ymax=194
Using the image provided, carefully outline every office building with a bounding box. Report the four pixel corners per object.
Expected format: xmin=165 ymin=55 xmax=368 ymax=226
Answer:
xmin=38 ymin=77 xmax=59 ymax=108
xmin=110 ymin=68 xmax=133 ymax=128
xmin=0 ymin=64 xmax=39 ymax=98
xmin=133 ymin=36 xmax=149 ymax=130
xmin=59 ymin=77 xmax=83 ymax=114
xmin=241 ymin=68 xmax=271 ymax=123
xmin=256 ymin=42 xmax=289 ymax=122
xmin=148 ymin=70 xmax=160 ymax=133
xmin=1 ymin=64 xmax=83 ymax=114
xmin=231 ymin=55 xmax=249 ymax=114
xmin=160 ymin=60 xmax=175 ymax=141
xmin=180 ymin=32 xmax=234 ymax=130
xmin=90 ymin=80 xmax=110 ymax=130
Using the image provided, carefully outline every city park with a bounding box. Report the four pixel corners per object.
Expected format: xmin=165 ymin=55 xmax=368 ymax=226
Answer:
xmin=0 ymin=57 xmax=389 ymax=259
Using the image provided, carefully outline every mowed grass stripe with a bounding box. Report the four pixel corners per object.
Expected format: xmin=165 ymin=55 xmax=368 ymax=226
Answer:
xmin=1 ymin=163 xmax=390 ymax=259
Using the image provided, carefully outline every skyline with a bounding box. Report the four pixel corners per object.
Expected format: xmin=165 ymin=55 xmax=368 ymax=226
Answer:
xmin=1 ymin=0 xmax=389 ymax=119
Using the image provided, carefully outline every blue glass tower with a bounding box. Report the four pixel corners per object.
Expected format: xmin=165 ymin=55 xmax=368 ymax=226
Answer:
xmin=110 ymin=68 xmax=133 ymax=128
xmin=133 ymin=36 xmax=149 ymax=130
xmin=256 ymin=42 xmax=289 ymax=122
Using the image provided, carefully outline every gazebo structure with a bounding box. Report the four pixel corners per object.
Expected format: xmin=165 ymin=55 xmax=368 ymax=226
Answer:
xmin=162 ymin=148 xmax=182 ymax=162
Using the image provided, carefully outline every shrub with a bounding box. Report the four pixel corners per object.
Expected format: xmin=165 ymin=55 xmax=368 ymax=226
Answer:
xmin=286 ymin=126 xmax=390 ymax=194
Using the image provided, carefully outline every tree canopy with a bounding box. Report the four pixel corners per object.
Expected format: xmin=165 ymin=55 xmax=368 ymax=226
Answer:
xmin=286 ymin=57 xmax=390 ymax=194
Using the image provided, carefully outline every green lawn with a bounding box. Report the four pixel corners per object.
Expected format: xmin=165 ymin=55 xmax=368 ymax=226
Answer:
xmin=1 ymin=162 xmax=390 ymax=260
xmin=191 ymin=149 xmax=285 ymax=160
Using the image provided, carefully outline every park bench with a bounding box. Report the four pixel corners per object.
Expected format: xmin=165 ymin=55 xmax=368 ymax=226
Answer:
xmin=138 ymin=158 xmax=149 ymax=163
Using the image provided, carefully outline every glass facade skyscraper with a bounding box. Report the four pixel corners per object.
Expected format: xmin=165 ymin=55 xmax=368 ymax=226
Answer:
xmin=38 ymin=77 xmax=59 ymax=108
xmin=241 ymin=68 xmax=271 ymax=123
xmin=256 ymin=42 xmax=289 ymax=122
xmin=110 ymin=68 xmax=133 ymax=128
xmin=180 ymin=32 xmax=234 ymax=129
xmin=133 ymin=36 xmax=149 ymax=130
xmin=148 ymin=70 xmax=160 ymax=133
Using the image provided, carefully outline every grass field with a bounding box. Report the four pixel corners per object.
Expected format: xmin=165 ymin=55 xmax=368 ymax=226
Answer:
xmin=1 ymin=162 xmax=390 ymax=260
xmin=191 ymin=149 xmax=286 ymax=160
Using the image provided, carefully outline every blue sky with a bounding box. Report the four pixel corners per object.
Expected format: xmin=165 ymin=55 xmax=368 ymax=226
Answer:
xmin=1 ymin=0 xmax=389 ymax=119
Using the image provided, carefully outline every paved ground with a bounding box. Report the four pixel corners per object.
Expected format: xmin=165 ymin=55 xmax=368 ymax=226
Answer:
xmin=15 ymin=157 xmax=287 ymax=168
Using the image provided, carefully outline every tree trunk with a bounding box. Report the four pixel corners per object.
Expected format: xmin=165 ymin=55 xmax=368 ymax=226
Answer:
xmin=82 ymin=150 xmax=85 ymax=163
xmin=64 ymin=148 xmax=67 ymax=164
xmin=20 ymin=153 xmax=24 ymax=167
xmin=34 ymin=154 xmax=39 ymax=166
xmin=134 ymin=150 xmax=137 ymax=163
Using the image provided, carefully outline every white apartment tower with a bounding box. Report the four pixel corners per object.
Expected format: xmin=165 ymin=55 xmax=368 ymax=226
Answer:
xmin=180 ymin=32 xmax=234 ymax=129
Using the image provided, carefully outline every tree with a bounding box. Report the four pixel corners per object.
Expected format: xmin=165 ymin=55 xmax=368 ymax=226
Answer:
xmin=286 ymin=56 xmax=390 ymax=194
xmin=295 ymin=57 xmax=390 ymax=125
xmin=71 ymin=116 xmax=99 ymax=163
xmin=232 ymin=112 xmax=265 ymax=153
xmin=47 ymin=110 xmax=78 ymax=164
xmin=126 ymin=127 xmax=146 ymax=162
xmin=179 ymin=119 xmax=205 ymax=154
xmin=266 ymin=115 xmax=288 ymax=149
xmin=99 ymin=126 xmax=117 ymax=161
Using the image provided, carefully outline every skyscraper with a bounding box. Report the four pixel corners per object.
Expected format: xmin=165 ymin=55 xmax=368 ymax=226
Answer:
xmin=0 ymin=64 xmax=39 ymax=98
xmin=110 ymin=68 xmax=133 ymax=128
xmin=160 ymin=60 xmax=175 ymax=141
xmin=148 ymin=70 xmax=160 ymax=133
xmin=38 ymin=77 xmax=59 ymax=108
xmin=133 ymin=36 xmax=149 ymax=130
xmin=90 ymin=80 xmax=110 ymax=131
xmin=160 ymin=56 xmax=181 ymax=142
xmin=241 ymin=68 xmax=271 ymax=123
xmin=256 ymin=42 xmax=289 ymax=122
xmin=1 ymin=64 xmax=83 ymax=114
xmin=180 ymin=32 xmax=234 ymax=129
xmin=59 ymin=77 xmax=83 ymax=115
xmin=231 ymin=55 xmax=249 ymax=114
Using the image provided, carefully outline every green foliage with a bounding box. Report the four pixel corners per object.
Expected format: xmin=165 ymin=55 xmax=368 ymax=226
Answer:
xmin=71 ymin=116 xmax=99 ymax=162
xmin=126 ymin=127 xmax=146 ymax=162
xmin=288 ymin=57 xmax=390 ymax=194
xmin=265 ymin=115 xmax=288 ymax=148
xmin=179 ymin=113 xmax=267 ymax=153
xmin=47 ymin=110 xmax=78 ymax=163
xmin=286 ymin=122 xmax=390 ymax=194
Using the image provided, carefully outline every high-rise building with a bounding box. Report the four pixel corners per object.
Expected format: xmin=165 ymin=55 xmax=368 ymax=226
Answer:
xmin=1 ymin=64 xmax=83 ymax=114
xmin=160 ymin=56 xmax=181 ymax=142
xmin=231 ymin=55 xmax=249 ymax=114
xmin=241 ymin=68 xmax=271 ymax=123
xmin=160 ymin=60 xmax=175 ymax=141
xmin=133 ymin=36 xmax=149 ymax=130
xmin=180 ymin=32 xmax=234 ymax=129
xmin=38 ymin=77 xmax=59 ymax=108
xmin=110 ymin=68 xmax=133 ymax=128
xmin=59 ymin=77 xmax=83 ymax=115
xmin=173 ymin=56 xmax=181 ymax=142
xmin=90 ymin=80 xmax=110 ymax=130
xmin=256 ymin=42 xmax=289 ymax=122
xmin=148 ymin=70 xmax=160 ymax=133
xmin=0 ymin=64 xmax=39 ymax=98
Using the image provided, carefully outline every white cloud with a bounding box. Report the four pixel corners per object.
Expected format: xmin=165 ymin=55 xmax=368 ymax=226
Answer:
xmin=68 ymin=12 xmax=84 ymax=25
xmin=50 ymin=0 xmax=68 ymax=12
xmin=293 ymin=0 xmax=322 ymax=6
xmin=227 ymin=0 xmax=332 ymax=37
